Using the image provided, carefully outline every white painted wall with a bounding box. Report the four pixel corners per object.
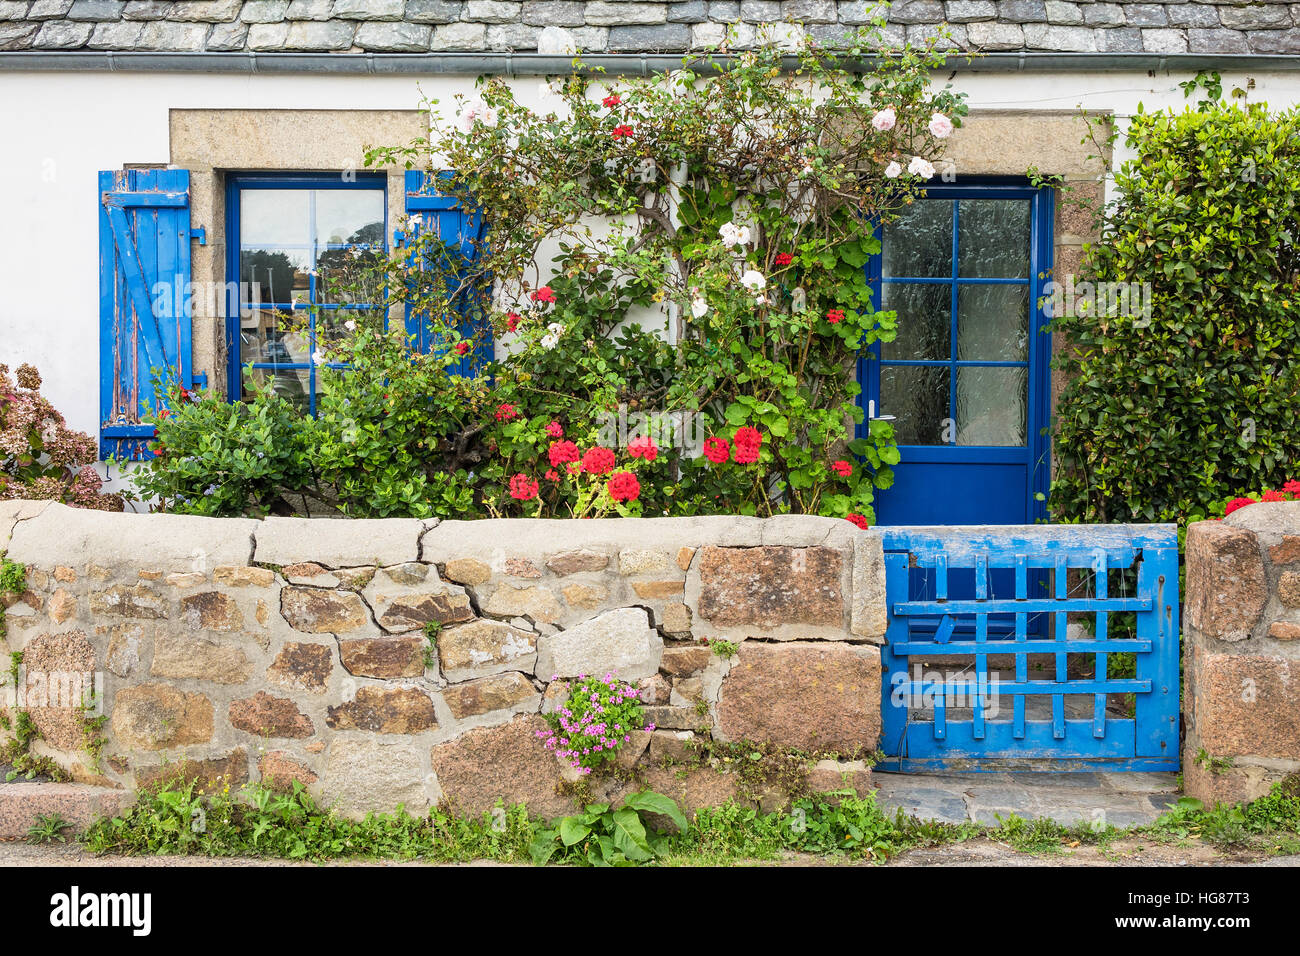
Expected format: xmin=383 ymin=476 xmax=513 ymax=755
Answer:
xmin=2 ymin=67 xmax=1298 ymax=445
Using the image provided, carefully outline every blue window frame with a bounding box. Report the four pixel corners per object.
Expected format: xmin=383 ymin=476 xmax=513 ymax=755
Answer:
xmin=224 ymin=172 xmax=388 ymax=414
xmin=858 ymin=180 xmax=1054 ymax=526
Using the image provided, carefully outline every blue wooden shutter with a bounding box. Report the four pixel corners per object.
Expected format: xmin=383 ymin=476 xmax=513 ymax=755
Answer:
xmin=98 ymin=168 xmax=194 ymax=460
xmin=402 ymin=170 xmax=492 ymax=376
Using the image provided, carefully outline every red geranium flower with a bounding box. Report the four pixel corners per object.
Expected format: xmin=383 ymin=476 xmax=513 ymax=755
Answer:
xmin=454 ymin=341 xmax=470 ymax=355
xmin=509 ymin=473 xmax=539 ymax=501
xmin=495 ymin=403 xmax=518 ymax=422
xmin=531 ymin=286 xmax=556 ymax=304
xmin=548 ymin=440 xmax=580 ymax=467
xmin=826 ymin=308 xmax=845 ymax=324
xmin=832 ymin=459 xmax=852 ymax=478
xmin=732 ymin=426 xmax=763 ymax=464
xmin=545 ymin=469 xmax=559 ymax=481
xmin=567 ymin=462 xmax=582 ymax=476
xmin=1283 ymin=479 xmax=1300 ymax=497
xmin=607 ymin=471 xmax=641 ymax=503
xmin=1263 ymin=489 xmax=1287 ymax=502
xmin=774 ymin=252 xmax=794 ymax=266
xmin=703 ymin=437 xmax=730 ymax=464
xmin=1224 ymin=497 xmax=1255 ymax=516
xmin=582 ymin=446 xmax=617 ymax=475
xmin=611 ymin=124 xmax=634 ymax=139
xmin=603 ymin=94 xmax=622 ymax=108
xmin=628 ymin=435 xmax=658 ymax=462
xmin=506 ymin=311 xmax=522 ymax=332
xmin=546 ymin=420 xmax=564 ymax=438
xmin=846 ymin=513 xmax=869 ymax=530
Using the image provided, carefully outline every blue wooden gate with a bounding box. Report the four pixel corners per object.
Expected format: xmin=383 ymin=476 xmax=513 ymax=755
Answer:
xmin=878 ymin=525 xmax=1180 ymax=772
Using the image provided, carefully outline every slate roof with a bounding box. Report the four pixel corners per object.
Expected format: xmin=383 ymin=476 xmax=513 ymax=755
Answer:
xmin=0 ymin=0 xmax=1294 ymax=57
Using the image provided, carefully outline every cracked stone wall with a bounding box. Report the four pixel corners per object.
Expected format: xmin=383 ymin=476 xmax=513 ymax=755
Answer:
xmin=1183 ymin=502 xmax=1300 ymax=806
xmin=0 ymin=500 xmax=885 ymax=818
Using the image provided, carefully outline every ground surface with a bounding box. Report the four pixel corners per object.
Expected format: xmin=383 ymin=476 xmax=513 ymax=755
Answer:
xmin=873 ymin=770 xmax=1180 ymax=827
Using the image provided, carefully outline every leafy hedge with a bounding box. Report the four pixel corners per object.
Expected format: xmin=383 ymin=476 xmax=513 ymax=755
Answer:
xmin=1050 ymin=102 xmax=1300 ymax=524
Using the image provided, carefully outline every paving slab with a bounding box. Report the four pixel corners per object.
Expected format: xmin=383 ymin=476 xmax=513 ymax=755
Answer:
xmin=873 ymin=770 xmax=1180 ymax=828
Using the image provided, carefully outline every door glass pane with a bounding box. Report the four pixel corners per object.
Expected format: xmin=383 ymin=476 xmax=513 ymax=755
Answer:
xmin=956 ymin=366 xmax=1027 ymax=446
xmin=315 ymin=190 xmax=385 ymax=245
xmin=882 ymin=283 xmax=951 ymax=361
xmin=881 ymin=365 xmax=950 ymax=445
xmin=883 ymin=200 xmax=952 ymax=278
xmin=240 ymin=248 xmax=310 ymax=305
xmin=958 ymin=199 xmax=1031 ymax=278
xmin=956 ymin=285 xmax=1029 ymax=361
xmin=240 ymin=190 xmax=310 ymax=246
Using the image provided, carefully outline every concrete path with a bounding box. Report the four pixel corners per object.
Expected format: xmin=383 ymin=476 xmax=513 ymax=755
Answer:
xmin=872 ymin=771 xmax=1181 ymax=828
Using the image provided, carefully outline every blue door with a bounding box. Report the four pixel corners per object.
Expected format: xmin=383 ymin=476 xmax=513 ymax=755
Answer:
xmin=861 ymin=182 xmax=1054 ymax=527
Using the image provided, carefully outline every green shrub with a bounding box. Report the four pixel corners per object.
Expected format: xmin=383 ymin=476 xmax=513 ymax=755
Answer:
xmin=1051 ymin=101 xmax=1300 ymax=524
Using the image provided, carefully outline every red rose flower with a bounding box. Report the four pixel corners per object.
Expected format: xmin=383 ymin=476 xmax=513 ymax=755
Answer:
xmin=611 ymin=124 xmax=634 ymax=139
xmin=546 ymin=420 xmax=564 ymax=438
xmin=832 ymin=459 xmax=852 ymax=478
xmin=603 ymin=94 xmax=622 ymax=108
xmin=774 ymin=252 xmax=794 ymax=266
xmin=732 ymin=426 xmax=763 ymax=464
xmin=582 ymin=446 xmax=617 ymax=475
xmin=548 ymin=440 xmax=580 ymax=467
xmin=454 ymin=341 xmax=470 ymax=355
xmin=531 ymin=286 xmax=556 ymax=304
xmin=846 ymin=513 xmax=869 ymax=530
xmin=506 ymin=311 xmax=522 ymax=332
xmin=703 ymin=437 xmax=730 ymax=464
xmin=826 ymin=308 xmax=845 ymax=324
xmin=509 ymin=473 xmax=539 ymax=501
xmin=1224 ymin=497 xmax=1255 ymax=516
xmin=495 ymin=403 xmax=518 ymax=422
xmin=627 ymin=435 xmax=658 ymax=462
xmin=607 ymin=471 xmax=641 ymax=503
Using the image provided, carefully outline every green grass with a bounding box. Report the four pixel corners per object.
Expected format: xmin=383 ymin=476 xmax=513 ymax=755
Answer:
xmin=72 ymin=776 xmax=1300 ymax=866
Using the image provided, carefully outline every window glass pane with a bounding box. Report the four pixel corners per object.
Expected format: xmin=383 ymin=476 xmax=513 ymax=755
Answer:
xmin=958 ymin=199 xmax=1031 ymax=278
xmin=883 ymin=200 xmax=952 ymax=278
xmin=240 ymin=190 xmax=310 ymax=246
xmin=882 ymin=283 xmax=951 ymax=361
xmin=241 ymin=248 xmax=310 ymax=305
xmin=956 ymin=366 xmax=1027 ymax=446
xmin=881 ymin=365 xmax=949 ymax=445
xmin=244 ymin=367 xmax=311 ymax=412
xmin=240 ymin=309 xmax=309 ymax=365
xmin=316 ymin=246 xmax=386 ymax=305
xmin=315 ymin=189 xmax=385 ymax=246
xmin=956 ymin=285 xmax=1029 ymax=361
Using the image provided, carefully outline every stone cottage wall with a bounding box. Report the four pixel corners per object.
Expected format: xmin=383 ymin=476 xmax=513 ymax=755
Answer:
xmin=1183 ymin=502 xmax=1300 ymax=805
xmin=0 ymin=501 xmax=885 ymax=818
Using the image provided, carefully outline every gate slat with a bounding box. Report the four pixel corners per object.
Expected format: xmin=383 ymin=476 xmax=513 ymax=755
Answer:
xmin=1093 ymin=552 xmax=1109 ymax=739
xmin=1014 ymin=554 xmax=1027 ymax=739
xmin=1052 ymin=555 xmax=1067 ymax=740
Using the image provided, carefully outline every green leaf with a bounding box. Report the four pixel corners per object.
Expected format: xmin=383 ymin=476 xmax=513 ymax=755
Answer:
xmin=609 ymin=808 xmax=654 ymax=861
xmin=559 ymin=816 xmax=592 ymax=846
xmin=620 ymin=790 xmax=689 ymax=833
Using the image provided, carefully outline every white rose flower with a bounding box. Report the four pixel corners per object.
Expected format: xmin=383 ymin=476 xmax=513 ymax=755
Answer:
xmin=739 ymin=270 xmax=766 ymax=291
xmin=735 ymin=225 xmax=752 ymax=247
xmin=885 ymin=161 xmax=902 ymax=179
xmin=344 ymin=319 xmax=356 ymax=332
xmin=458 ymin=101 xmax=497 ymax=132
xmin=311 ymin=349 xmax=327 ymax=366
xmin=928 ymin=113 xmax=955 ymax=139
xmin=406 ymin=213 xmax=421 ymax=231
xmin=908 ymin=156 xmax=936 ymax=180
xmin=871 ymin=107 xmax=897 ymax=132
xmin=719 ymin=222 xmax=742 ymax=247
xmin=691 ymin=295 xmax=708 ymax=318
xmin=540 ymin=333 xmax=559 ymax=349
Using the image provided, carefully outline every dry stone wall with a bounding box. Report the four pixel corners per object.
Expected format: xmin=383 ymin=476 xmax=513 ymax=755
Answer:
xmin=1183 ymin=502 xmax=1300 ymax=805
xmin=0 ymin=501 xmax=885 ymax=818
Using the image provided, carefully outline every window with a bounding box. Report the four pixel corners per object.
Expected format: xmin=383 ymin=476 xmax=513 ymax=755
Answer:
xmin=225 ymin=173 xmax=387 ymax=413
xmin=876 ymin=185 xmax=1040 ymax=447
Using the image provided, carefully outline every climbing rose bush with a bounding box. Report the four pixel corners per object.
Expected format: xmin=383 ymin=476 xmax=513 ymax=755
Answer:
xmin=137 ymin=30 xmax=967 ymax=526
xmin=0 ymin=363 xmax=122 ymax=511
